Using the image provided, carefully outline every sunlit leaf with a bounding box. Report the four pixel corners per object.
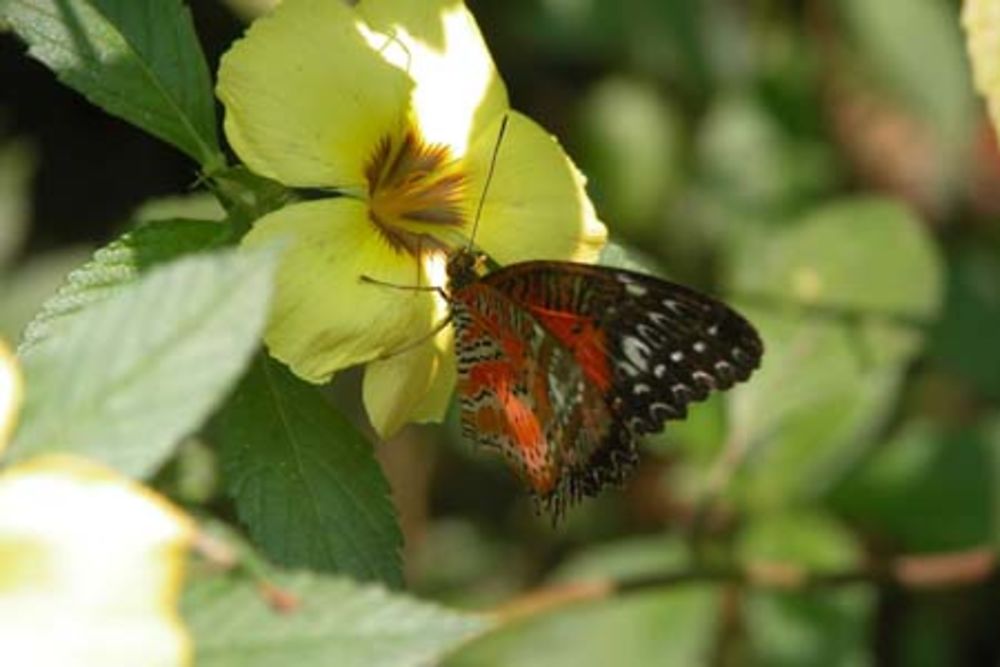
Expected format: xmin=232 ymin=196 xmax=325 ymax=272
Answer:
xmin=2 ymin=0 xmax=221 ymax=166
xmin=0 ymin=247 xmax=91 ymax=345
xmin=19 ymin=219 xmax=232 ymax=353
xmin=8 ymin=249 xmax=276 ymax=478
xmin=184 ymin=570 xmax=489 ymax=667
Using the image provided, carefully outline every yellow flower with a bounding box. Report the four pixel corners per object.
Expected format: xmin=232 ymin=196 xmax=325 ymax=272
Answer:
xmin=0 ymin=456 xmax=195 ymax=667
xmin=964 ymin=0 xmax=1000 ymax=136
xmin=0 ymin=340 xmax=21 ymax=454
xmin=0 ymin=343 xmax=194 ymax=666
xmin=217 ymin=0 xmax=607 ymax=436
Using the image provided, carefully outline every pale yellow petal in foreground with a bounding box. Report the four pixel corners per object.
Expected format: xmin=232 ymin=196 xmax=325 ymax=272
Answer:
xmin=0 ymin=341 xmax=21 ymax=453
xmin=243 ymin=198 xmax=441 ymax=382
xmin=0 ymin=456 xmax=194 ymax=667
xmin=364 ymin=331 xmax=456 ymax=438
xmin=463 ymin=112 xmax=607 ymax=266
xmin=358 ymin=0 xmax=508 ymax=156
xmin=964 ymin=0 xmax=1000 ymax=136
xmin=218 ymin=0 xmax=411 ymax=187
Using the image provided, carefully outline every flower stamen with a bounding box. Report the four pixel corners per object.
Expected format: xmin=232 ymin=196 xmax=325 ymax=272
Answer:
xmin=366 ymin=128 xmax=467 ymax=256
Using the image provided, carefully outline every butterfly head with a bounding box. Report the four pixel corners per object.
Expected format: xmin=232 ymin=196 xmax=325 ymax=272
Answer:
xmin=446 ymin=248 xmax=489 ymax=290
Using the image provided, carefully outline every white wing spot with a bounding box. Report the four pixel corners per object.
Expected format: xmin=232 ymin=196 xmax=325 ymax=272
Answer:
xmin=670 ymin=351 xmax=684 ymax=363
xmin=654 ymin=363 xmax=667 ymax=378
xmin=693 ymin=341 xmax=707 ymax=353
xmin=622 ymin=336 xmax=652 ymax=371
xmin=633 ymin=383 xmax=651 ymax=395
xmin=649 ymin=311 xmax=671 ymax=328
xmin=618 ymin=361 xmax=640 ymax=378
xmin=692 ymin=370 xmax=715 ymax=388
xmin=708 ymin=325 xmax=719 ymax=336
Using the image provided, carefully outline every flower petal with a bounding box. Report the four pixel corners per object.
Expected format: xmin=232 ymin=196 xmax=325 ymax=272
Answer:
xmin=0 ymin=456 xmax=194 ymax=667
xmin=363 ymin=331 xmax=456 ymax=438
xmin=357 ymin=0 xmax=508 ymax=155
xmin=964 ymin=0 xmax=1000 ymax=136
xmin=462 ymin=111 xmax=608 ymax=265
xmin=218 ymin=0 xmax=411 ymax=187
xmin=0 ymin=341 xmax=21 ymax=454
xmin=243 ymin=198 xmax=443 ymax=383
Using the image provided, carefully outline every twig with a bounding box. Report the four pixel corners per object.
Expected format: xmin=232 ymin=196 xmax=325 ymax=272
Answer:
xmin=488 ymin=547 xmax=996 ymax=625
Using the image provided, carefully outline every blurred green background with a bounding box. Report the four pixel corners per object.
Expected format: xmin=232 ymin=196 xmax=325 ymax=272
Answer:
xmin=3 ymin=0 xmax=1000 ymax=664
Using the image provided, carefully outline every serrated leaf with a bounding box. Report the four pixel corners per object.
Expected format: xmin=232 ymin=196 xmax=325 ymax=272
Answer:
xmin=7 ymin=249 xmax=276 ymax=478
xmin=210 ymin=355 xmax=403 ymax=587
xmin=19 ymin=219 xmax=232 ymax=353
xmin=2 ymin=0 xmax=221 ymax=166
xmin=0 ymin=246 xmax=92 ymax=343
xmin=183 ymin=571 xmax=489 ymax=667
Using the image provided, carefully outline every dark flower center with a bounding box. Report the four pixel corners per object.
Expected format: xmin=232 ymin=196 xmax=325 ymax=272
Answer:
xmin=365 ymin=128 xmax=467 ymax=256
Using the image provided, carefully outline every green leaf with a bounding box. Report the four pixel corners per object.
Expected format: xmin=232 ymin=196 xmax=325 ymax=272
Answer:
xmin=929 ymin=243 xmax=1000 ymax=401
xmin=2 ymin=0 xmax=221 ymax=166
xmin=132 ymin=191 xmax=226 ymax=224
xmin=20 ymin=218 xmax=233 ymax=353
xmin=209 ymin=355 xmax=404 ymax=587
xmin=832 ymin=420 xmax=1000 ymax=552
xmin=449 ymin=537 xmax=718 ymax=667
xmin=738 ymin=512 xmax=874 ymax=667
xmin=732 ymin=198 xmax=941 ymax=319
xmin=0 ymin=246 xmax=92 ymax=342
xmin=450 ymin=587 xmax=717 ymax=667
xmin=7 ymin=248 xmax=276 ymax=478
xmin=184 ymin=570 xmax=489 ymax=667
xmin=725 ymin=198 xmax=943 ymax=508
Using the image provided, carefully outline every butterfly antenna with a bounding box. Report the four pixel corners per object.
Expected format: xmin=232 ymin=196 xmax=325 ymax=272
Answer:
xmin=467 ymin=113 xmax=510 ymax=250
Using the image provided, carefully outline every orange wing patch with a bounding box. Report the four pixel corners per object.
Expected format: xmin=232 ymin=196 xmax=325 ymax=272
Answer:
xmin=527 ymin=308 xmax=612 ymax=392
xmin=463 ymin=358 xmax=556 ymax=494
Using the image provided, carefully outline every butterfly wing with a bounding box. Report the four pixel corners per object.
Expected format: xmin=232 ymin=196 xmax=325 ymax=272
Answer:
xmin=450 ymin=280 xmax=636 ymax=509
xmin=481 ymin=261 xmax=763 ymax=435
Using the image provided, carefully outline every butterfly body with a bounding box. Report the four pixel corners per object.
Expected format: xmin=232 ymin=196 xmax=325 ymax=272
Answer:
xmin=445 ymin=250 xmax=763 ymax=513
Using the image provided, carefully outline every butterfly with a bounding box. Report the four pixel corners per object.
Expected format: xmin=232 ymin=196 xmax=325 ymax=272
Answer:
xmin=445 ymin=249 xmax=763 ymax=516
